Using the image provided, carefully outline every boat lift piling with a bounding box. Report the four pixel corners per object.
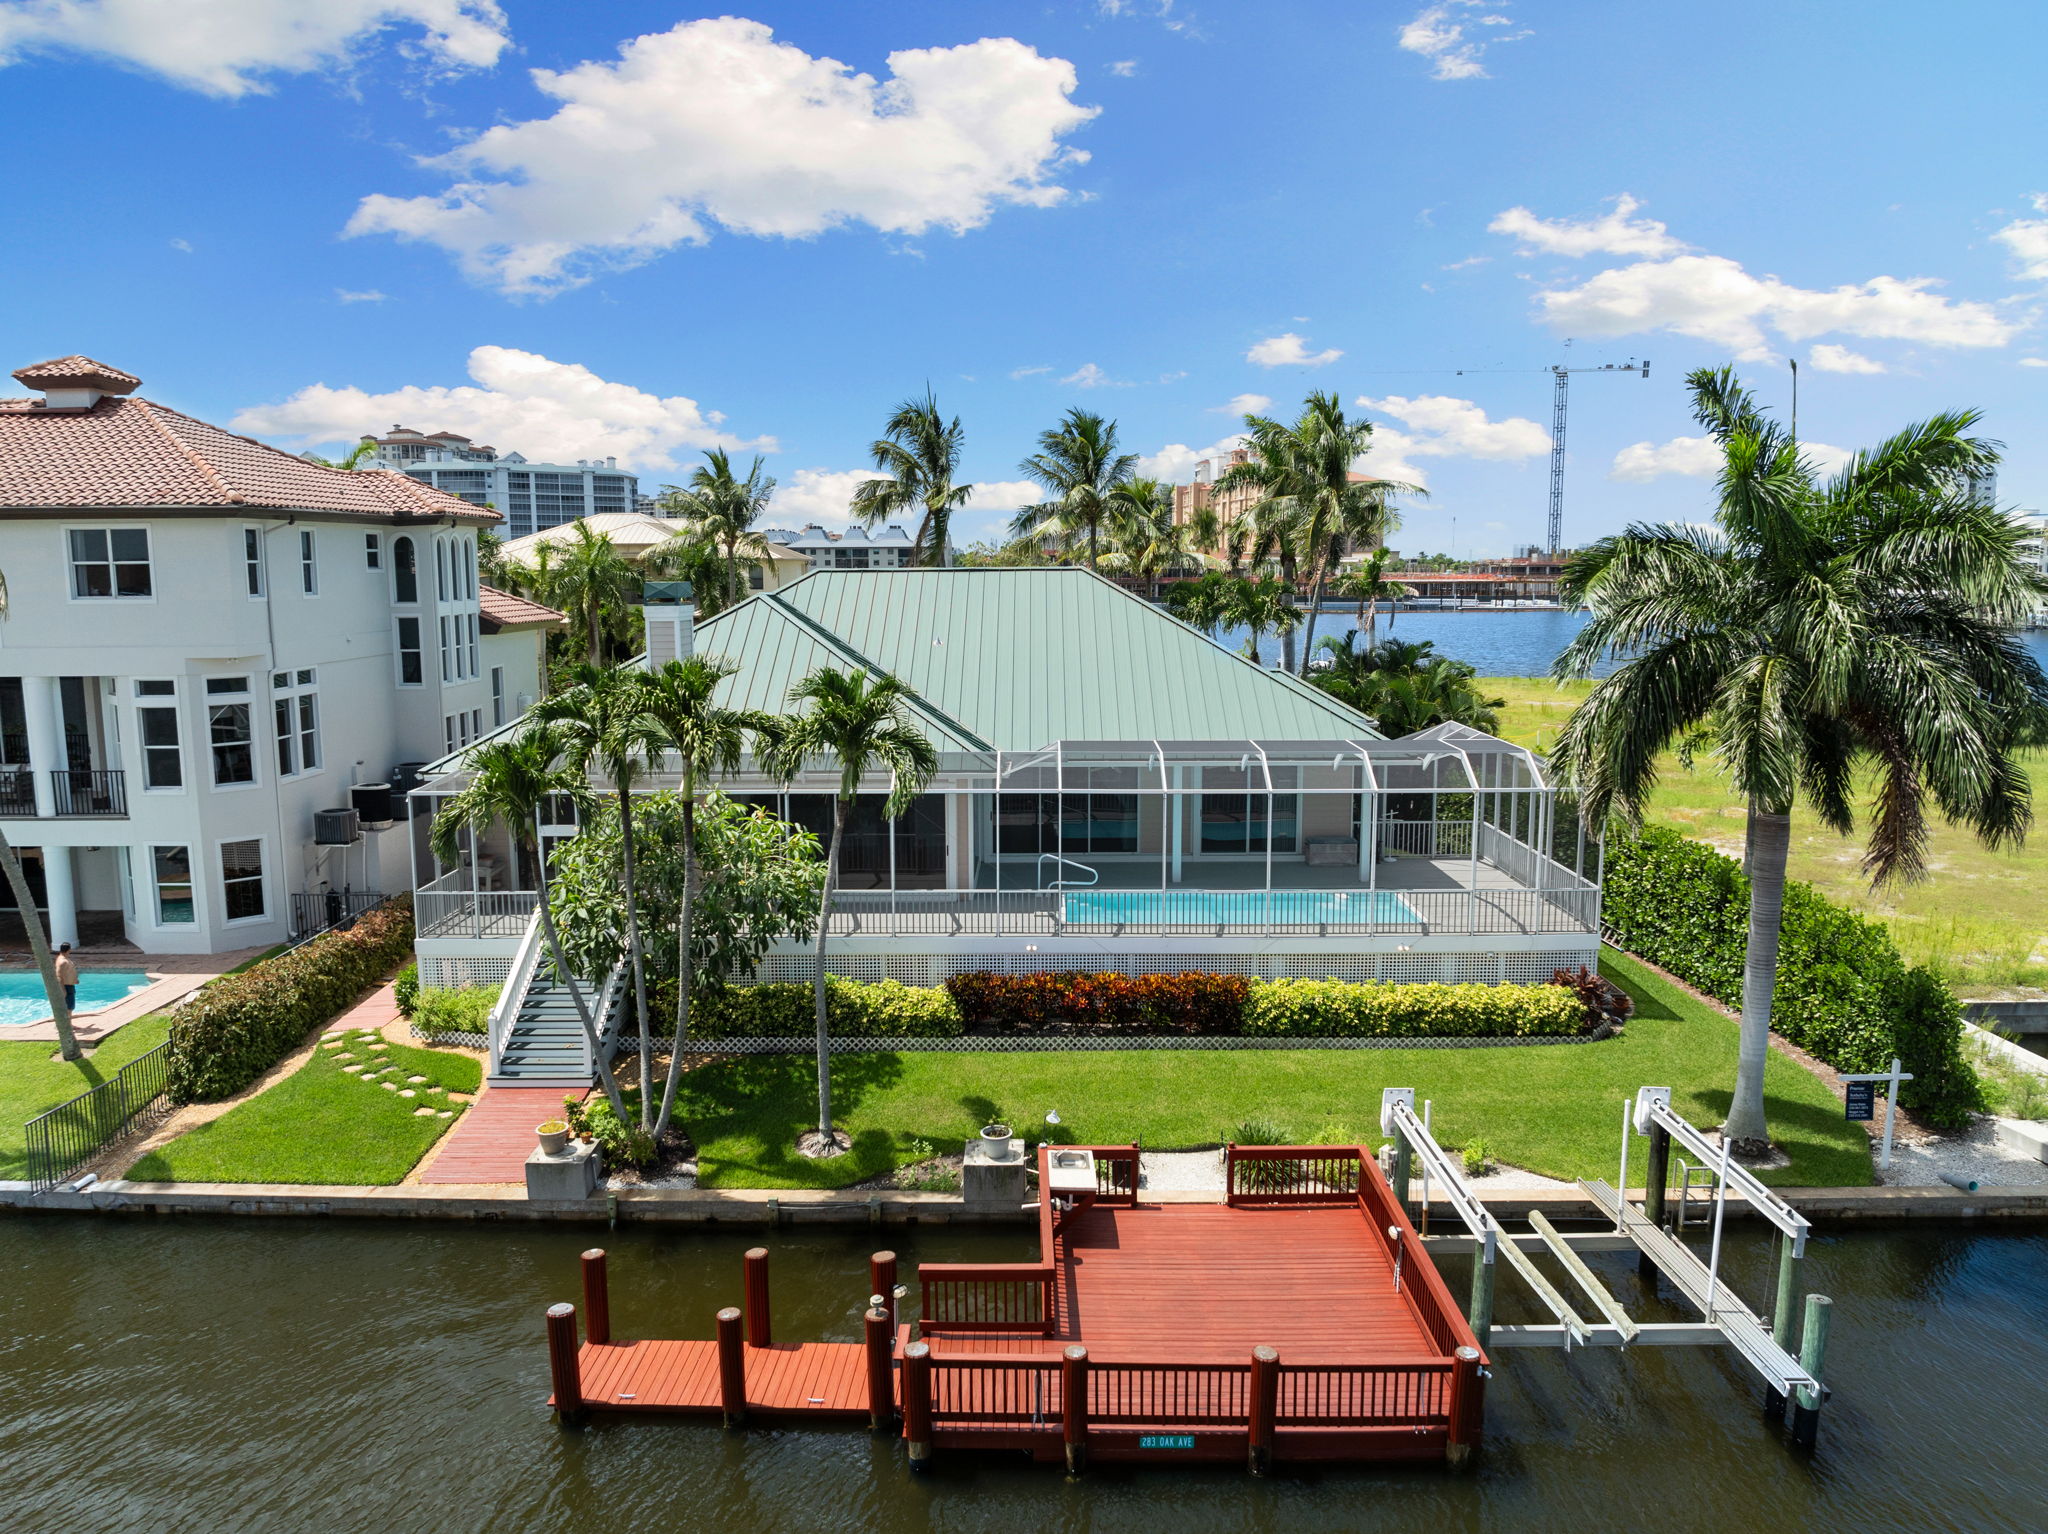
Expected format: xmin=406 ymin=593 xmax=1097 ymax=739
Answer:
xmin=1385 ymin=1084 xmax=1835 ymax=1450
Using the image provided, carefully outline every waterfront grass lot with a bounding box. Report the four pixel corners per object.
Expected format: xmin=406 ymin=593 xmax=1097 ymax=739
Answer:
xmin=1487 ymin=677 xmax=2048 ymax=991
xmin=0 ymin=1014 xmax=172 ymax=1180
xmin=672 ymin=952 xmax=1870 ymax=1192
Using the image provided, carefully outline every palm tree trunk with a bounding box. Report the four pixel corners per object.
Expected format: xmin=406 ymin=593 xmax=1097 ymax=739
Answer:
xmin=812 ymin=798 xmax=846 ymax=1140
xmin=1726 ymin=802 xmax=1788 ymax=1152
xmin=654 ymin=788 xmax=698 ymax=1139
xmin=1088 ymin=521 xmax=1100 ymax=571
xmin=1299 ymin=560 xmax=1332 ymax=677
xmin=534 ymin=854 xmax=628 ymax=1119
xmin=617 ymin=785 xmax=653 ymax=1128
xmin=0 ymin=831 xmax=78 ymax=1061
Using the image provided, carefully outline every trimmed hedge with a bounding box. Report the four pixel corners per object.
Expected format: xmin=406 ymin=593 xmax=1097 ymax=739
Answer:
xmin=1603 ymin=827 xmax=1980 ymax=1127
xmin=691 ymin=970 xmax=1592 ymax=1041
xmin=165 ymin=898 xmax=417 ymax=1104
xmin=1243 ymin=979 xmax=1587 ymax=1038
xmin=410 ymin=985 xmax=495 ymax=1042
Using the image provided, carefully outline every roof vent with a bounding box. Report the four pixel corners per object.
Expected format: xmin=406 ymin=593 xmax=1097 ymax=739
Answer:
xmin=12 ymin=355 xmax=141 ymax=411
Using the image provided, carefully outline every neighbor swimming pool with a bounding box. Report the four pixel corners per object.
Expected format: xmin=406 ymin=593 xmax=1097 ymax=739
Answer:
xmin=1060 ymin=889 xmax=1421 ymax=926
xmin=0 ymin=970 xmax=151 ymax=1025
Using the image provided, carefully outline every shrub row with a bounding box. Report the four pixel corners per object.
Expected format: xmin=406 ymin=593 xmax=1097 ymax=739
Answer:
xmin=1603 ymin=826 xmax=1979 ymax=1127
xmin=689 ymin=970 xmax=1595 ymax=1041
xmin=165 ymin=898 xmax=417 ymax=1104
xmin=410 ymin=984 xmax=495 ymax=1041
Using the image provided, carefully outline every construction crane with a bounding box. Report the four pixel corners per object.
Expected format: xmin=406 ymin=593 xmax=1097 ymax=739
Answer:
xmin=1548 ymin=359 xmax=1649 ymax=552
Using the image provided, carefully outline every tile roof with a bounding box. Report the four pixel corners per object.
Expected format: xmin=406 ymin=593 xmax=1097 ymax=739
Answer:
xmin=12 ymin=355 xmax=142 ymax=393
xmin=478 ymin=584 xmax=566 ymax=631
xmin=0 ymin=393 xmax=493 ymax=521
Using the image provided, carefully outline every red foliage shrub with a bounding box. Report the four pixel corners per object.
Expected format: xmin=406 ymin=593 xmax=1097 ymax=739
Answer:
xmin=942 ymin=970 xmax=1251 ymax=1035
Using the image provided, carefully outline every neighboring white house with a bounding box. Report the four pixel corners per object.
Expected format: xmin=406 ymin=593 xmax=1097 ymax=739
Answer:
xmin=760 ymin=523 xmax=927 ymax=569
xmin=496 ymin=512 xmax=811 ymax=596
xmin=0 ymin=356 xmax=563 ymax=955
xmin=356 ymin=426 xmax=641 ymax=540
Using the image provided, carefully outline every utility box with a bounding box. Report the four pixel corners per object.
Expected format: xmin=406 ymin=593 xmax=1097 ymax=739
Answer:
xmin=962 ymin=1136 xmax=1030 ymax=1213
xmin=314 ymin=807 xmax=361 ymax=846
xmin=526 ymin=1139 xmax=602 ymax=1200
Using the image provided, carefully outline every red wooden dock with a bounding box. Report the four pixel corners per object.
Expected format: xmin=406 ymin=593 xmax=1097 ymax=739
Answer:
xmin=541 ymin=1146 xmax=1486 ymax=1473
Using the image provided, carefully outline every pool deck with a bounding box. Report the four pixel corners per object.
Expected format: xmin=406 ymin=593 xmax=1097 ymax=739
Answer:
xmin=0 ymin=949 xmax=268 ymax=1046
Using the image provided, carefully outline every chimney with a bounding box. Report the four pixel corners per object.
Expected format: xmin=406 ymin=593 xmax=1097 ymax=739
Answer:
xmin=12 ymin=355 xmax=142 ymax=411
xmin=639 ymin=581 xmax=695 ymax=671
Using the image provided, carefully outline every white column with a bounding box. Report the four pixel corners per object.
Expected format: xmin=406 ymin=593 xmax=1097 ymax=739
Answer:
xmin=20 ymin=675 xmax=62 ymax=819
xmin=1170 ymin=769 xmax=1184 ymax=884
xmin=43 ymin=844 xmax=78 ymax=948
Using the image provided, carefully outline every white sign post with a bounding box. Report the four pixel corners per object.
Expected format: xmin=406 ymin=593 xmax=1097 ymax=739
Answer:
xmin=1838 ymin=1056 xmax=1914 ymax=1171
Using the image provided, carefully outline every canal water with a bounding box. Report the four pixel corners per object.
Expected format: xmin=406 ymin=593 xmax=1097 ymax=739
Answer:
xmin=3 ymin=1218 xmax=2040 ymax=1533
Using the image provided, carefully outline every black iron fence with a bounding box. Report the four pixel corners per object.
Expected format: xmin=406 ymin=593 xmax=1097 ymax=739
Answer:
xmin=51 ymin=769 xmax=126 ymax=817
xmin=24 ymin=1041 xmax=170 ymax=1192
xmin=290 ymin=889 xmax=387 ymax=939
xmin=0 ymin=767 xmax=34 ymax=817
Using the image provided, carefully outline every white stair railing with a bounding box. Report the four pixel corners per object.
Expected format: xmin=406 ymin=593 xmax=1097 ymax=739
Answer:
xmin=486 ymin=912 xmax=548 ymax=1076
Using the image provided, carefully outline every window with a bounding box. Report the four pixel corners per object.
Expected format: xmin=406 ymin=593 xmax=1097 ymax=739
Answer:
xmin=69 ymin=527 xmax=152 ymax=598
xmin=271 ymin=670 xmax=319 ymax=777
xmin=365 ymin=533 xmax=382 ymax=569
xmin=1198 ymin=767 xmax=1299 ymax=855
xmin=471 ymin=707 xmax=482 ymax=741
xmin=435 ymin=537 xmax=450 ymax=602
xmin=299 ymin=530 xmax=318 ymax=594
xmin=220 ymin=839 xmax=266 ymax=921
xmin=206 ymin=678 xmax=254 ymax=786
xmin=467 ymin=611 xmax=479 ymax=677
xmin=440 ymin=615 xmax=453 ymax=682
xmin=396 ymin=617 xmax=422 ymax=685
xmin=243 ymin=528 xmax=263 ymax=597
xmin=152 ymin=846 xmax=195 ymax=925
xmin=134 ymin=680 xmax=182 ymax=790
xmin=491 ymin=667 xmax=506 ymax=728
xmin=393 ymin=537 xmax=418 ymax=603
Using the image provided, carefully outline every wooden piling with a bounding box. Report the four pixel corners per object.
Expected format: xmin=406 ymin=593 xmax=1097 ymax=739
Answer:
xmin=1247 ymin=1346 xmax=1280 ymax=1476
xmin=870 ymin=1250 xmax=898 ymax=1333
xmin=716 ymin=1306 xmax=747 ymax=1427
xmin=1639 ymin=1122 xmax=1671 ymax=1281
xmin=546 ymin=1303 xmax=583 ymax=1424
xmin=864 ymin=1305 xmax=895 ymax=1431
xmin=580 ymin=1248 xmax=610 ymax=1346
xmin=1446 ymin=1344 xmax=1484 ymax=1469
xmin=902 ymin=1341 xmax=933 ymax=1470
xmin=1061 ymin=1344 xmax=1090 ymax=1474
xmin=1468 ymin=1230 xmax=1496 ymax=1350
xmin=1765 ymin=1232 xmax=1801 ymax=1418
xmin=743 ymin=1246 xmax=771 ymax=1347
xmin=1790 ymin=1294 xmax=1832 ymax=1449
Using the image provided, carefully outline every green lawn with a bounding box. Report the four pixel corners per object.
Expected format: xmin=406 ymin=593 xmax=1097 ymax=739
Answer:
xmin=126 ymin=1027 xmax=481 ymax=1185
xmin=1485 ymin=675 xmax=2048 ymax=991
xmin=675 ymin=951 xmax=1872 ymax=1191
xmin=0 ymin=1015 xmax=174 ymax=1179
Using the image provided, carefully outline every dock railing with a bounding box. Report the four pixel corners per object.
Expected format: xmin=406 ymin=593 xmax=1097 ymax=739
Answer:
xmin=1225 ymin=1143 xmax=1365 ymax=1204
xmin=917 ymin=1264 xmax=1056 ymax=1333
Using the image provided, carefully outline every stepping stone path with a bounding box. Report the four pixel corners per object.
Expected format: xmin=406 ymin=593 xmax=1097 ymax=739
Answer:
xmin=342 ymin=1064 xmax=363 ymax=1074
xmin=414 ymin=1108 xmax=437 ymax=1117
xmin=334 ymin=1052 xmax=355 ymax=1060
xmin=381 ymin=1081 xmax=398 ymax=1091
xmin=436 ymin=1111 xmax=453 ymax=1119
xmin=399 ymin=1090 xmax=416 ymax=1098
xmin=407 ymin=1076 xmax=426 ymax=1084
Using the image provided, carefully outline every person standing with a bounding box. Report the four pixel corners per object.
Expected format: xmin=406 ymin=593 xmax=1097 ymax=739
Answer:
xmin=53 ymin=942 xmax=77 ymax=1014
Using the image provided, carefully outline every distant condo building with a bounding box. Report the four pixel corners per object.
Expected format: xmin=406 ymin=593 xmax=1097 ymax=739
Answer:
xmin=759 ymin=523 xmax=925 ymax=569
xmin=355 ymin=425 xmax=639 ymax=540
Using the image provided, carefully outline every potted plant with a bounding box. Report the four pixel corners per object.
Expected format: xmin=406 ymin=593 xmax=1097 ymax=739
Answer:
xmin=980 ymin=1120 xmax=1014 ymax=1159
xmin=536 ymin=1119 xmax=571 ymax=1156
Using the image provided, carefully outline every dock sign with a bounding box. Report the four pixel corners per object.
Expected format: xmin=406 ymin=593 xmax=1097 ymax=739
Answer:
xmin=1844 ymin=1081 xmax=1876 ymax=1121
xmin=1139 ymin=1434 xmax=1196 ymax=1450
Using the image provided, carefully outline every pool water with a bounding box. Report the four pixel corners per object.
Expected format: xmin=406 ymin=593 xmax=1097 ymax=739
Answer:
xmin=0 ymin=969 xmax=151 ymax=1025
xmin=1062 ymin=889 xmax=1420 ymax=925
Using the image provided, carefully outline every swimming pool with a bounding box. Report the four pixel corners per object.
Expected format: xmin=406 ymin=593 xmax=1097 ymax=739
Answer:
xmin=1060 ymin=889 xmax=1422 ymax=926
xmin=0 ymin=970 xmax=152 ymax=1025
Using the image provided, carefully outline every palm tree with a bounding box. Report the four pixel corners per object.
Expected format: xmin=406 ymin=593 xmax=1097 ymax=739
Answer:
xmin=851 ymin=391 xmax=973 ymax=566
xmin=1311 ymin=634 xmax=1502 ymax=735
xmin=1223 ymin=575 xmax=1299 ymax=665
xmin=533 ymin=665 xmax=668 ymax=1128
xmin=429 ymin=725 xmax=627 ymax=1117
xmin=656 ymin=449 xmax=777 ymax=612
xmin=1553 ymin=366 xmax=2048 ymax=1154
xmin=1333 ymin=546 xmax=1414 ymax=645
xmin=636 ymin=655 xmax=772 ymax=1138
xmin=762 ymin=670 xmax=938 ymax=1148
xmin=1163 ymin=569 xmax=1235 ymax=639
xmin=547 ymin=523 xmax=636 ymax=665
xmin=1017 ymin=408 xmax=1138 ymax=570
xmin=1099 ymin=478 xmax=1192 ymax=592
xmin=305 ymin=440 xmax=379 ymax=471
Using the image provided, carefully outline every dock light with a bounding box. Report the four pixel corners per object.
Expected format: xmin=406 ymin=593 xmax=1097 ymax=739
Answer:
xmin=1388 ymin=1224 xmax=1405 ymax=1293
xmin=870 ymin=1294 xmax=886 ymax=1310
xmin=893 ymin=1284 xmax=909 ymax=1302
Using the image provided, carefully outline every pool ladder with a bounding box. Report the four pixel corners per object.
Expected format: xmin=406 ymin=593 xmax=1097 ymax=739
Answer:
xmin=1037 ymin=853 xmax=1099 ymax=890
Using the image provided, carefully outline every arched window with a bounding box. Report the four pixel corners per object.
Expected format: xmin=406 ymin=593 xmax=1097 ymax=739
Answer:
xmin=393 ymin=537 xmax=417 ymax=604
xmin=435 ymin=537 xmax=450 ymax=602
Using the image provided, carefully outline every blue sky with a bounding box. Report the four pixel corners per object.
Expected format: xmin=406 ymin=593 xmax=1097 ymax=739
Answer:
xmin=2 ymin=0 xmax=2044 ymax=554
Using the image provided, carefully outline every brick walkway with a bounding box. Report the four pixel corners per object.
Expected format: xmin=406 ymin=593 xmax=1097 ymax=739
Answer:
xmin=419 ymin=1085 xmax=586 ymax=1184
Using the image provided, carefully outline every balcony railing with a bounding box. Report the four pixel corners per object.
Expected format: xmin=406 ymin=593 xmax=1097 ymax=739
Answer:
xmin=0 ymin=768 xmax=34 ymax=817
xmin=50 ymin=769 xmax=126 ymax=818
xmin=415 ymin=869 xmax=539 ymax=939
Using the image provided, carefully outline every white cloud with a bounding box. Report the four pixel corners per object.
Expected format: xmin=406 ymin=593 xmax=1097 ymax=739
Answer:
xmin=1009 ymin=364 xmax=1052 ymax=378
xmin=2021 ymin=357 xmax=2048 ymax=368
xmin=232 ymin=345 xmax=771 ymax=474
xmin=1609 ymin=435 xmax=1721 ymax=483
xmin=1247 ymin=332 xmax=1342 ymax=368
xmin=1396 ymin=2 xmax=1527 ymax=81
xmin=335 ymin=287 xmax=388 ymax=304
xmin=347 ymin=17 xmax=1097 ymax=296
xmin=766 ymin=468 xmax=869 ymax=529
xmin=1808 ymin=343 xmax=1885 ymax=375
xmin=1211 ymin=393 xmax=1272 ymax=416
xmin=1610 ymin=434 xmax=1853 ymax=482
xmin=1992 ymin=193 xmax=2048 ymax=281
xmin=1108 ymin=58 xmax=1137 ymax=76
xmin=967 ymin=479 xmax=1041 ymax=510
xmin=1062 ymin=362 xmax=1124 ymax=388
xmin=1358 ymin=394 xmax=1550 ymax=461
xmin=1488 ymin=194 xmax=1684 ymax=259
xmin=0 ymin=0 xmax=508 ymax=97
xmin=1136 ymin=435 xmax=1244 ymax=483
xmin=169 ymin=237 xmax=193 ymax=253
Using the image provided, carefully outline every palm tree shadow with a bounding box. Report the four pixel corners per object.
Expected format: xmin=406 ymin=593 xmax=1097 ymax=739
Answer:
xmin=675 ymin=1049 xmax=908 ymax=1182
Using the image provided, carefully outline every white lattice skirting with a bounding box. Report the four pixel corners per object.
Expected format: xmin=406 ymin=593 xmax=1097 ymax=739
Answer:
xmin=745 ymin=948 xmax=1596 ymax=987
xmin=419 ymin=955 xmax=516 ymax=989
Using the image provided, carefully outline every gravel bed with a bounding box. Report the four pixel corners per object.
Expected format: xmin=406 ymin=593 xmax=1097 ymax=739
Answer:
xmin=1876 ymin=1116 xmax=2048 ymax=1189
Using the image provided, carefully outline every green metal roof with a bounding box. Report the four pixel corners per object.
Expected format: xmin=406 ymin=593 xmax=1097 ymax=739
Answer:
xmin=693 ymin=568 xmax=1382 ymax=750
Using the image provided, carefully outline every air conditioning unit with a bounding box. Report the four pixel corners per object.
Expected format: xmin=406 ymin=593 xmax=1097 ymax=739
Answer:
xmin=314 ymin=807 xmax=361 ymax=846
xmin=350 ymin=782 xmax=395 ymax=829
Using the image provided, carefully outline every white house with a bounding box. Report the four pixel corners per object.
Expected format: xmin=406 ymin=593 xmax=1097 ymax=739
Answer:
xmin=760 ymin=523 xmax=926 ymax=569
xmin=0 ymin=355 xmax=563 ymax=955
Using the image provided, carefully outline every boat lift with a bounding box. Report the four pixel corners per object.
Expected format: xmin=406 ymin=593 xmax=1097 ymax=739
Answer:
xmin=1381 ymin=1085 xmax=1834 ymax=1448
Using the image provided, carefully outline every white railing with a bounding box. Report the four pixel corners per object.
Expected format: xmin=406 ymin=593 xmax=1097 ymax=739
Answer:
xmin=415 ymin=869 xmax=540 ymax=940
xmin=487 ymin=912 xmax=548 ymax=1076
xmin=589 ymin=958 xmax=631 ymax=1074
xmin=1477 ymin=820 xmax=1592 ymax=893
xmin=1380 ymin=819 xmax=1474 ymax=858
